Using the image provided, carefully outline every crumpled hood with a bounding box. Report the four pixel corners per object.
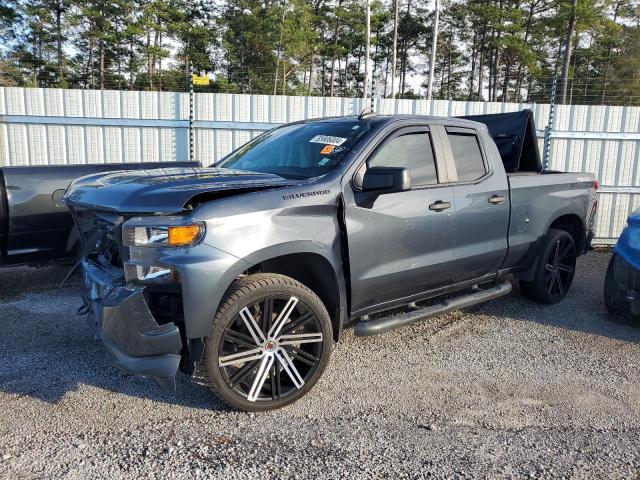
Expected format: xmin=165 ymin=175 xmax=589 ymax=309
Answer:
xmin=63 ymin=167 xmax=296 ymax=213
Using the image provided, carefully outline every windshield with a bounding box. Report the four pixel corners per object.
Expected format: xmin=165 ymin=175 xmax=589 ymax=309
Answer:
xmin=215 ymin=119 xmax=370 ymax=179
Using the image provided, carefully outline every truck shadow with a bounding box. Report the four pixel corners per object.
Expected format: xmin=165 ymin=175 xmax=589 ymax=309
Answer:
xmin=0 ymin=266 xmax=229 ymax=410
xmin=470 ymin=257 xmax=640 ymax=345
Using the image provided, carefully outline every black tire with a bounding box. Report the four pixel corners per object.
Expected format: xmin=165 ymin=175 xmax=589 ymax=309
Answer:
xmin=205 ymin=273 xmax=333 ymax=411
xmin=520 ymin=228 xmax=576 ymax=304
xmin=604 ymin=254 xmax=638 ymax=324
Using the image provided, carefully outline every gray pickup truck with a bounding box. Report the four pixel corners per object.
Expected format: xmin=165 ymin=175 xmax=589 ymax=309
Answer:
xmin=64 ymin=110 xmax=598 ymax=411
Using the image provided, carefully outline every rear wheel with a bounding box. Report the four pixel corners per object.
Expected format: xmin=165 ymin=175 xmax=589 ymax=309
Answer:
xmin=520 ymin=229 xmax=576 ymax=304
xmin=205 ymin=273 xmax=333 ymax=411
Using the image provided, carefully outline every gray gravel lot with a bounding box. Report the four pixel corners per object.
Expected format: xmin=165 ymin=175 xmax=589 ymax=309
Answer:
xmin=0 ymin=250 xmax=639 ymax=479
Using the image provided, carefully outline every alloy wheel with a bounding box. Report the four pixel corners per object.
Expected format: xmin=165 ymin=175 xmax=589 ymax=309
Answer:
xmin=217 ymin=295 xmax=325 ymax=403
xmin=544 ymin=237 xmax=576 ymax=297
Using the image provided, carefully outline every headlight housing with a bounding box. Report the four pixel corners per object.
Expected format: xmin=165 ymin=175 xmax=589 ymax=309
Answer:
xmin=122 ymin=217 xmax=205 ymax=248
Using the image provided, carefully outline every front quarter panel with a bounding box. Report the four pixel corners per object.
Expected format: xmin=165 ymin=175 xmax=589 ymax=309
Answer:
xmin=180 ymin=179 xmax=345 ymax=338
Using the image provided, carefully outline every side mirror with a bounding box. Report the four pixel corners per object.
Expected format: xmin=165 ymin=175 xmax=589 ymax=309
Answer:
xmin=361 ymin=167 xmax=411 ymax=195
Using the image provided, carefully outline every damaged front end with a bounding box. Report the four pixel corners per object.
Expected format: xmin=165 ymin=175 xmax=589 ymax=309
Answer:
xmin=74 ymin=209 xmax=188 ymax=389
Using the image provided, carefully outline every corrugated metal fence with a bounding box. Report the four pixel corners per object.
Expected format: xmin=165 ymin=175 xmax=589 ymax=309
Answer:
xmin=1 ymin=87 xmax=639 ymax=244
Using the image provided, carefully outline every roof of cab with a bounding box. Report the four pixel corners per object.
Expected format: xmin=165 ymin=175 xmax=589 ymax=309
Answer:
xmin=299 ymin=114 xmax=487 ymax=130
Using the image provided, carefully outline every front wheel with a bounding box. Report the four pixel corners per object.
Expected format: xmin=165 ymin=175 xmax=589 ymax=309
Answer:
xmin=520 ymin=229 xmax=577 ymax=304
xmin=205 ymin=273 xmax=333 ymax=411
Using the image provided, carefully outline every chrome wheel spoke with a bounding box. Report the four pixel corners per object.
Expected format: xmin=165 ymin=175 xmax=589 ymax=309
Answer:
xmin=275 ymin=348 xmax=305 ymax=389
xmin=278 ymin=332 xmax=323 ymax=346
xmin=247 ymin=355 xmax=274 ymax=401
xmin=239 ymin=307 xmax=266 ymax=345
xmin=546 ymin=272 xmax=556 ymax=294
xmin=559 ymin=242 xmax=573 ymax=261
xmin=558 ymin=263 xmax=574 ymax=273
xmin=553 ymin=241 xmax=561 ymax=267
xmin=268 ymin=296 xmax=299 ymax=339
xmin=218 ymin=348 xmax=264 ymax=367
xmin=555 ymin=270 xmax=564 ymax=294
xmin=544 ymin=268 xmax=555 ymax=282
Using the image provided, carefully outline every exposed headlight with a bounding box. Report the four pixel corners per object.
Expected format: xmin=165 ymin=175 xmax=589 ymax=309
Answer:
xmin=124 ymin=262 xmax=180 ymax=284
xmin=122 ymin=217 xmax=205 ymax=248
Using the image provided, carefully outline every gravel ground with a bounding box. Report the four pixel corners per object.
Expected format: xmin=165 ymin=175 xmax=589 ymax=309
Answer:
xmin=1 ymin=250 xmax=639 ymax=479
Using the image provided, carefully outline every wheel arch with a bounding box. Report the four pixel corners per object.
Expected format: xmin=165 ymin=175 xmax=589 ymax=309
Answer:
xmin=548 ymin=213 xmax=585 ymax=253
xmin=243 ymin=250 xmax=346 ymax=343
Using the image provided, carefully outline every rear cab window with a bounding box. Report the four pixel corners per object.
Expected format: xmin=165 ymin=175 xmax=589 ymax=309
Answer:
xmin=446 ymin=129 xmax=487 ymax=182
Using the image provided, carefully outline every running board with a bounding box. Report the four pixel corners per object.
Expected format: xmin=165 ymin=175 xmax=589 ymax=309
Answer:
xmin=354 ymin=281 xmax=512 ymax=337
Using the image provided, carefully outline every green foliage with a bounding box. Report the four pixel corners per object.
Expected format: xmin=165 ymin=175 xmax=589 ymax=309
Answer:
xmin=0 ymin=0 xmax=638 ymax=105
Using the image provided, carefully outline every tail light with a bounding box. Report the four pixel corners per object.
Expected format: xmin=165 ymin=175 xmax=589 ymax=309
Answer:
xmin=594 ymin=179 xmax=600 ymax=190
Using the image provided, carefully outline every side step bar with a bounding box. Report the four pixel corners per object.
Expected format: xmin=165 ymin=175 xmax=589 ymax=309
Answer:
xmin=354 ymin=281 xmax=512 ymax=337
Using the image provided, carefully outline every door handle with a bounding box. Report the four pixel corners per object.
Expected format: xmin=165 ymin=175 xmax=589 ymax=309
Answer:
xmin=429 ymin=200 xmax=451 ymax=212
xmin=488 ymin=194 xmax=506 ymax=205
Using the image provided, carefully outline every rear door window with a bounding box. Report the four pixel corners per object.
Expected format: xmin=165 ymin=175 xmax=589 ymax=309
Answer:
xmin=447 ymin=132 xmax=486 ymax=182
xmin=368 ymin=132 xmax=438 ymax=186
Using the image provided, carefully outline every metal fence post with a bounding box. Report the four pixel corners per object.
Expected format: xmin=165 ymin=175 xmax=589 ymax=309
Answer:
xmin=542 ymin=77 xmax=557 ymax=170
xmin=188 ymin=64 xmax=194 ymax=163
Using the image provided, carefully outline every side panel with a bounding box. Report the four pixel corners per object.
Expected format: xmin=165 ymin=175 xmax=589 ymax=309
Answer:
xmin=343 ymin=186 xmax=455 ymax=313
xmin=437 ymin=125 xmax=511 ymax=282
xmin=504 ymin=173 xmax=595 ymax=270
xmin=1 ymin=162 xmax=198 ymax=265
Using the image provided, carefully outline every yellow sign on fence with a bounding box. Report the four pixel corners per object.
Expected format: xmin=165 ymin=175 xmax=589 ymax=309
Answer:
xmin=192 ymin=74 xmax=209 ymax=86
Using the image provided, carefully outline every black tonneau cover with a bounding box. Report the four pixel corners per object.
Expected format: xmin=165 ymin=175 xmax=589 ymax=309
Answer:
xmin=461 ymin=110 xmax=542 ymax=173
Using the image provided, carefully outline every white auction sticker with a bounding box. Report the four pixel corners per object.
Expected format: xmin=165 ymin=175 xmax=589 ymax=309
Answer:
xmin=309 ymin=135 xmax=347 ymax=146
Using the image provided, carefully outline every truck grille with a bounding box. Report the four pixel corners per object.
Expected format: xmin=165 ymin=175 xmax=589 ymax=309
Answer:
xmin=72 ymin=208 xmax=128 ymax=267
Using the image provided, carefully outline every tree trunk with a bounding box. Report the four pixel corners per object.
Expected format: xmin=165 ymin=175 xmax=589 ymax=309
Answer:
xmin=502 ymin=58 xmax=511 ymax=102
xmin=477 ymin=22 xmax=486 ymax=100
xmin=514 ymin=0 xmax=537 ymax=101
xmin=492 ymin=0 xmax=504 ymax=101
xmin=600 ymin=0 xmax=621 ymax=103
xmin=329 ymin=0 xmax=343 ymax=97
xmin=559 ymin=0 xmax=578 ymax=104
xmin=308 ymin=55 xmax=315 ymax=93
xmin=487 ymin=28 xmax=495 ymax=101
xmin=158 ymin=31 xmax=163 ymax=91
xmin=99 ymin=38 xmax=105 ymax=90
xmin=56 ymin=0 xmax=64 ymax=81
xmin=88 ymin=35 xmax=94 ymax=88
xmin=399 ymin=0 xmax=413 ymax=96
xmin=321 ymin=56 xmax=326 ymax=96
xmin=391 ymin=0 xmax=400 ymax=98
xmin=129 ymin=41 xmax=135 ymax=89
xmin=274 ymin=3 xmax=286 ymax=95
xmin=468 ymin=30 xmax=477 ymax=100
xmin=146 ymin=30 xmax=153 ymax=88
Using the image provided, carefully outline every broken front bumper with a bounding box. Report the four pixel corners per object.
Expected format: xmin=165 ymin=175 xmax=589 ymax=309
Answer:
xmin=82 ymin=257 xmax=182 ymax=389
